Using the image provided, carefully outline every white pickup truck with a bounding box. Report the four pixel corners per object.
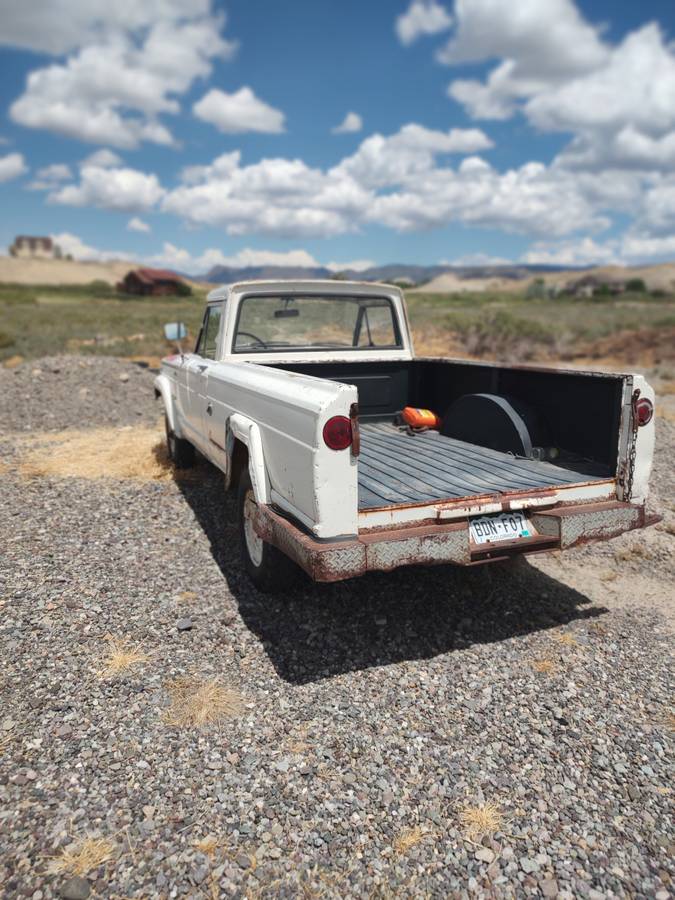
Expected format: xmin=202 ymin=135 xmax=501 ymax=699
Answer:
xmin=155 ymin=280 xmax=657 ymax=591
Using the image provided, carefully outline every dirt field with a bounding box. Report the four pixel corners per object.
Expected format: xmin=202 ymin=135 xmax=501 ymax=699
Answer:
xmin=0 ymin=257 xmax=135 ymax=287
xmin=0 ymin=355 xmax=673 ymax=898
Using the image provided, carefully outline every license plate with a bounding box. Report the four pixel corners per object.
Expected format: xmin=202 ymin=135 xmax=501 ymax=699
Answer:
xmin=469 ymin=510 xmax=533 ymax=545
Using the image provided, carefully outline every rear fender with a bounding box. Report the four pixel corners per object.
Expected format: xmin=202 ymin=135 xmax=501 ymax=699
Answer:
xmin=227 ymin=413 xmax=270 ymax=504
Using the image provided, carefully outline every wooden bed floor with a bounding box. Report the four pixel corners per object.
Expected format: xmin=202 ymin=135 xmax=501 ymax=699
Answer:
xmin=358 ymin=423 xmax=608 ymax=510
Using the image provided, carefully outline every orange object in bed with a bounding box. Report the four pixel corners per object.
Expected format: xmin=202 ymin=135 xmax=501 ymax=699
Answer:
xmin=400 ymin=406 xmax=442 ymax=429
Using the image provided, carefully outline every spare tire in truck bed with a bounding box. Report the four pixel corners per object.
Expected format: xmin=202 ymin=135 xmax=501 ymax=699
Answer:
xmin=440 ymin=393 xmax=547 ymax=458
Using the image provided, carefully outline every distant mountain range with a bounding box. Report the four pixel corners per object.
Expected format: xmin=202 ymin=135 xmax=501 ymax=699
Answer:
xmin=200 ymin=262 xmax=572 ymax=285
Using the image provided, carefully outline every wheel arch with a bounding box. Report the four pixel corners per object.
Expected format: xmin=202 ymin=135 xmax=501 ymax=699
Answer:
xmin=226 ymin=413 xmax=270 ymax=504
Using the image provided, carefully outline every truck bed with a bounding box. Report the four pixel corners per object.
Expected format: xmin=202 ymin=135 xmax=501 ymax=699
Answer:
xmin=358 ymin=423 xmax=609 ymax=510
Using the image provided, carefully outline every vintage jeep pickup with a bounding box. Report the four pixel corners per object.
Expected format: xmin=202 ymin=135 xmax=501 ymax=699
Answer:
xmin=155 ymin=280 xmax=656 ymax=590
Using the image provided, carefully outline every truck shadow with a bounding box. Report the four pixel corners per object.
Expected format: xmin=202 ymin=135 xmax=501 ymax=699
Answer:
xmin=176 ymin=466 xmax=607 ymax=685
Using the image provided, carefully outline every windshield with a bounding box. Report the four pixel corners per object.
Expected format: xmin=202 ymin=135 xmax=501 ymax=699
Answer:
xmin=233 ymin=294 xmax=401 ymax=353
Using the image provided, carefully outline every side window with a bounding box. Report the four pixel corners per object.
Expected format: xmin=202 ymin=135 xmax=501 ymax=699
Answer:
xmin=197 ymin=305 xmax=223 ymax=359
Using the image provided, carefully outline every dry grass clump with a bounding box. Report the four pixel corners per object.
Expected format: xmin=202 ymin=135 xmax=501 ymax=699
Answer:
xmin=177 ymin=590 xmax=198 ymax=603
xmin=97 ymin=635 xmax=150 ymax=680
xmin=2 ymin=354 xmax=24 ymax=369
xmin=552 ymin=632 xmax=579 ymax=648
xmin=392 ymin=826 xmax=425 ymax=855
xmin=48 ymin=836 xmax=115 ymax=876
xmin=18 ymin=425 xmax=197 ymax=482
xmin=459 ymin=801 xmax=504 ymax=842
xmin=193 ymin=835 xmax=222 ymax=858
xmin=164 ymin=677 xmax=244 ymax=728
xmin=531 ymin=658 xmax=558 ymax=675
xmin=0 ymin=730 xmax=14 ymax=754
xmin=600 ymin=569 xmax=619 ymax=583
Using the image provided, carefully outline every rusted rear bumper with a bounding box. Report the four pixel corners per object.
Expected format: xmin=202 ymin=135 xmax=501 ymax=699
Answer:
xmin=254 ymin=500 xmax=658 ymax=583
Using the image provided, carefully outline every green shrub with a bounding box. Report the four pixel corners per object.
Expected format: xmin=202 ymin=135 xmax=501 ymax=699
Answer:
xmin=88 ymin=279 xmax=115 ymax=298
xmin=625 ymin=278 xmax=646 ymax=293
xmin=444 ymin=309 xmax=555 ymax=359
xmin=174 ymin=281 xmax=193 ymax=297
xmin=0 ymin=331 xmax=15 ymax=349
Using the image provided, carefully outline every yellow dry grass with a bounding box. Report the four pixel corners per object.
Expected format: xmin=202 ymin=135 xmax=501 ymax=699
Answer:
xmin=48 ymin=837 xmax=115 ymax=876
xmin=164 ymin=677 xmax=244 ymax=728
xmin=459 ymin=801 xmax=504 ymax=842
xmin=2 ymin=354 xmax=24 ymax=369
xmin=0 ymin=730 xmax=14 ymax=754
xmin=193 ymin=835 xmax=222 ymax=858
xmin=392 ymin=826 xmax=425 ymax=855
xmin=177 ymin=590 xmax=198 ymax=603
xmin=17 ymin=425 xmax=196 ymax=482
xmin=97 ymin=635 xmax=150 ymax=680
xmin=615 ymin=541 xmax=653 ymax=562
xmin=552 ymin=632 xmax=579 ymax=648
xmin=531 ymin=658 xmax=558 ymax=675
xmin=658 ymin=381 xmax=675 ymax=396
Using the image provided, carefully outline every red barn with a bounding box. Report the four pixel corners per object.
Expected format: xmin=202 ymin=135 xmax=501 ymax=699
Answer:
xmin=118 ymin=268 xmax=191 ymax=296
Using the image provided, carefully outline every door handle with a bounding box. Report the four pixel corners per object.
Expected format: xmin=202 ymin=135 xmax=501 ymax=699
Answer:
xmin=206 ymin=403 xmax=213 ymax=416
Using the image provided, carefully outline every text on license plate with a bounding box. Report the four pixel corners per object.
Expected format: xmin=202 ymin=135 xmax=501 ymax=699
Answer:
xmin=469 ymin=510 xmax=534 ymax=545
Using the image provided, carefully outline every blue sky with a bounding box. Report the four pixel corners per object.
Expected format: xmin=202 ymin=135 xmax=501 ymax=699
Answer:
xmin=0 ymin=0 xmax=674 ymax=273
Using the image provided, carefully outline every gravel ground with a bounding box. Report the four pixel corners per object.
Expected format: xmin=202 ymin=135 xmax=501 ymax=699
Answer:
xmin=0 ymin=356 xmax=673 ymax=899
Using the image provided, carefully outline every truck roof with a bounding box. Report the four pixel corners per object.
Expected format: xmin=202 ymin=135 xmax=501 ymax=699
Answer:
xmin=206 ymin=278 xmax=403 ymax=303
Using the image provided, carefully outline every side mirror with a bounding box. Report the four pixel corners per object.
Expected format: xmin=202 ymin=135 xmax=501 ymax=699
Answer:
xmin=164 ymin=322 xmax=187 ymax=341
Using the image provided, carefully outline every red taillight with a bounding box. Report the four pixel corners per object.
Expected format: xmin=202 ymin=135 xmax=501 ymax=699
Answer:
xmin=323 ymin=415 xmax=352 ymax=450
xmin=636 ymin=397 xmax=653 ymax=427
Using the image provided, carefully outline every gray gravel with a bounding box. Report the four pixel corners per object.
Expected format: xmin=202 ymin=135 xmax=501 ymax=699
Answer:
xmin=0 ymin=356 xmax=673 ymax=899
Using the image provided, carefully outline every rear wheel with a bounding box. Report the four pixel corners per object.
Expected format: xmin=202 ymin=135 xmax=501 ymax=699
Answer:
xmin=165 ymin=414 xmax=195 ymax=469
xmin=237 ymin=470 xmax=299 ymax=592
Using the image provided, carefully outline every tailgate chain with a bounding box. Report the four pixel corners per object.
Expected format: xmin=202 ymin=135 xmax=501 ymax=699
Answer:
xmin=619 ymin=388 xmax=640 ymax=501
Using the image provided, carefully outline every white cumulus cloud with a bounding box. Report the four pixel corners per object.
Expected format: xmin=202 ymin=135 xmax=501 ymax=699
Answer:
xmin=193 ymin=87 xmax=285 ymax=134
xmin=439 ymin=1 xmax=675 ymax=179
xmin=332 ymin=112 xmax=363 ymax=134
xmin=444 ymin=252 xmax=512 ymax=266
xmin=326 ymin=259 xmax=375 ymax=272
xmin=7 ymin=4 xmax=235 ymax=148
xmin=81 ymin=148 xmax=123 ymax=168
xmin=0 ymin=152 xmax=28 ymax=182
xmin=396 ymin=0 xmax=452 ymax=46
xmin=0 ymin=0 xmax=215 ymax=55
xmin=128 ymin=217 xmax=151 ymax=233
xmin=442 ymin=0 xmax=608 ymax=120
xmin=27 ymin=162 xmax=72 ymax=189
xmin=521 ymin=237 xmax=620 ymax=266
xmin=49 ymin=161 xmax=165 ymax=212
xmin=159 ymin=123 xmax=610 ymax=240
xmin=50 ymin=231 xmax=128 ymax=261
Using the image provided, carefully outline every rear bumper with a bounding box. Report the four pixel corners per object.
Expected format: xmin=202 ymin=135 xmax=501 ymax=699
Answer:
xmin=254 ymin=500 xmax=659 ymax=583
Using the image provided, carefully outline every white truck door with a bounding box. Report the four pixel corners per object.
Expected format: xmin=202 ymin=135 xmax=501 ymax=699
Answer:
xmin=187 ymin=303 xmax=223 ymax=449
xmin=171 ymin=355 xmax=192 ymax=436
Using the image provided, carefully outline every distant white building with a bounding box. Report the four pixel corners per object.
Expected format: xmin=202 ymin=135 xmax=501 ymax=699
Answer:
xmin=9 ymin=236 xmax=62 ymax=260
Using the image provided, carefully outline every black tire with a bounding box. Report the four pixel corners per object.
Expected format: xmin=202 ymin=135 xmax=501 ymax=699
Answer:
xmin=165 ymin=414 xmax=195 ymax=469
xmin=237 ymin=470 xmax=299 ymax=592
